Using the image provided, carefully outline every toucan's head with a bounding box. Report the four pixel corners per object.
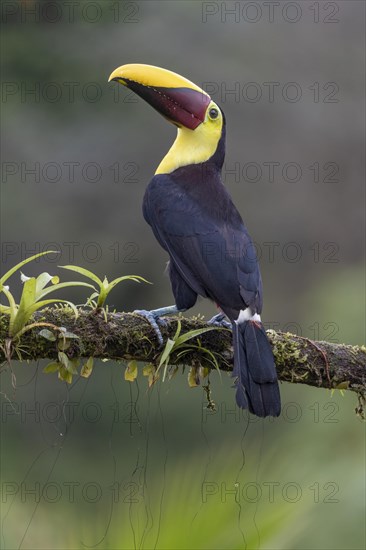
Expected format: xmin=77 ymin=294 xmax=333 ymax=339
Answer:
xmin=108 ymin=63 xmax=225 ymax=174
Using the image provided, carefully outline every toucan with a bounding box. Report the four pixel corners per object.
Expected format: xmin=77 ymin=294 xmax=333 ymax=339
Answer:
xmin=109 ymin=64 xmax=281 ymax=417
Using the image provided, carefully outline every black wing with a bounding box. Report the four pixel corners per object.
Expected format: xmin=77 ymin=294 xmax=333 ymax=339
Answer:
xmin=143 ymin=172 xmax=262 ymax=317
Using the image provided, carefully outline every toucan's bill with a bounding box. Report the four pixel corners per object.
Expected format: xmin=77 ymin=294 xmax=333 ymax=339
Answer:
xmin=108 ymin=63 xmax=211 ymax=130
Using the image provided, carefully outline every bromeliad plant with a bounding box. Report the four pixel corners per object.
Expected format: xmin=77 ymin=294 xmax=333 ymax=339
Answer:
xmin=0 ymin=253 xmax=150 ymax=341
xmin=0 ymin=251 xmax=95 ymax=340
xmin=1 ymin=252 xmax=151 ymax=381
xmin=59 ymin=265 xmax=149 ymax=308
xmin=157 ymin=319 xmax=223 ymax=382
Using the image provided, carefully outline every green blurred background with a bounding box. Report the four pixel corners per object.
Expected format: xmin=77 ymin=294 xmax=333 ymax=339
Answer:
xmin=1 ymin=1 xmax=365 ymax=549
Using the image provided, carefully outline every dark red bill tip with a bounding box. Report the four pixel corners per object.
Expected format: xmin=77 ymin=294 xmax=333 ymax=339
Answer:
xmin=121 ymin=79 xmax=211 ymax=130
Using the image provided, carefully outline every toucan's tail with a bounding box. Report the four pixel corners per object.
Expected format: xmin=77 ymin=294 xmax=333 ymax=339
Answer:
xmin=232 ymin=320 xmax=281 ymax=417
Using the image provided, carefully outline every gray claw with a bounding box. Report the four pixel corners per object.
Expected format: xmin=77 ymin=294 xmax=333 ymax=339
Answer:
xmin=207 ymin=313 xmax=232 ymax=329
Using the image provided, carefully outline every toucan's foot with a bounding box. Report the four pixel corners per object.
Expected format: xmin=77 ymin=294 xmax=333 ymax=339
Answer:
xmin=207 ymin=313 xmax=232 ymax=329
xmin=133 ymin=309 xmax=168 ymax=346
xmin=133 ymin=305 xmax=181 ymax=346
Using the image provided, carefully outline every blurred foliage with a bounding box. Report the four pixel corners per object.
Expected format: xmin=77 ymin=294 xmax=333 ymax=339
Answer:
xmin=1 ymin=363 xmax=364 ymax=549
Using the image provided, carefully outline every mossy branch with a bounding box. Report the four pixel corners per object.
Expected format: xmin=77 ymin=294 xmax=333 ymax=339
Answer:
xmin=0 ymin=307 xmax=365 ymax=397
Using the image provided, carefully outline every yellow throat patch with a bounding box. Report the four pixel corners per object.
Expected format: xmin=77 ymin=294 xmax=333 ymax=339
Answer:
xmin=155 ymin=100 xmax=223 ymax=175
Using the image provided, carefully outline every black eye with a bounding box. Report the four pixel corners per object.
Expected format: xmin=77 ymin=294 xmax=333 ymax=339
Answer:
xmin=209 ymin=107 xmax=219 ymax=119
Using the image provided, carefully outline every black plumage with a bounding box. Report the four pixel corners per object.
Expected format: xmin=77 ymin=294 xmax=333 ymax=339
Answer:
xmin=142 ymin=117 xmax=281 ymax=417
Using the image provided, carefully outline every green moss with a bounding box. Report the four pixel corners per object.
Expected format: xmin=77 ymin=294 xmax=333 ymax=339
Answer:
xmin=270 ymin=333 xmax=309 ymax=369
